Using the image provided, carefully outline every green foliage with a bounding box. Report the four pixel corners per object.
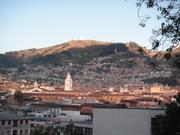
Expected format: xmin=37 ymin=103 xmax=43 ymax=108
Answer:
xmin=63 ymin=121 xmax=76 ymax=135
xmin=152 ymin=93 xmax=180 ymax=135
xmin=164 ymin=53 xmax=171 ymax=60
xmin=136 ymin=0 xmax=180 ymax=50
xmin=0 ymin=68 xmax=7 ymax=74
xmin=31 ymin=121 xmax=78 ymax=135
xmin=135 ymin=0 xmax=180 ymax=69
xmin=31 ymin=126 xmax=62 ymax=135
xmin=31 ymin=127 xmax=44 ymax=135
xmin=17 ymin=66 xmax=26 ymax=73
xmin=138 ymin=47 xmax=145 ymax=55
xmin=13 ymin=90 xmax=24 ymax=105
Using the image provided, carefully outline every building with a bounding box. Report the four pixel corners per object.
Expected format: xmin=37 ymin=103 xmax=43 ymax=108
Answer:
xmin=136 ymin=98 xmax=160 ymax=108
xmin=0 ymin=112 xmax=31 ymax=135
xmin=74 ymin=120 xmax=92 ymax=135
xmin=33 ymin=81 xmax=39 ymax=88
xmin=64 ymin=72 xmax=73 ymax=91
xmin=93 ymin=108 xmax=165 ymax=135
xmin=150 ymin=84 xmax=163 ymax=94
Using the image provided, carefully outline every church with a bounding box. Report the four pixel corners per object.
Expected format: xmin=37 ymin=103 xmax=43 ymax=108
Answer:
xmin=64 ymin=72 xmax=73 ymax=91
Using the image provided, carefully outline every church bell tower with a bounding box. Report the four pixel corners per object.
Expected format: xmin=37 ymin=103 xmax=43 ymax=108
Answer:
xmin=64 ymin=72 xmax=73 ymax=91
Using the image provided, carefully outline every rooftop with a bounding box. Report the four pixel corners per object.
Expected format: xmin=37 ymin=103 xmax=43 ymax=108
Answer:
xmin=0 ymin=111 xmax=31 ymax=120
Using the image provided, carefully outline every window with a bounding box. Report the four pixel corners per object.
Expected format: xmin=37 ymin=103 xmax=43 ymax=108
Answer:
xmin=25 ymin=120 xmax=28 ymax=124
xmin=7 ymin=130 xmax=10 ymax=135
xmin=25 ymin=129 xmax=28 ymax=134
xmin=57 ymin=109 xmax=59 ymax=114
xmin=20 ymin=120 xmax=23 ymax=124
xmin=20 ymin=130 xmax=23 ymax=134
xmin=85 ymin=128 xmax=92 ymax=135
xmin=13 ymin=130 xmax=17 ymax=135
xmin=8 ymin=120 xmax=11 ymax=125
xmin=2 ymin=120 xmax=5 ymax=125
xmin=13 ymin=120 xmax=18 ymax=127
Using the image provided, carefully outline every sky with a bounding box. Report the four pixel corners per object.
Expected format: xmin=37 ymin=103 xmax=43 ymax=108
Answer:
xmin=0 ymin=0 xmax=160 ymax=54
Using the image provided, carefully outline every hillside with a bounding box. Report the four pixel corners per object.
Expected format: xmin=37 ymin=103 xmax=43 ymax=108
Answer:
xmin=3 ymin=40 xmax=109 ymax=58
xmin=0 ymin=40 xmax=179 ymax=89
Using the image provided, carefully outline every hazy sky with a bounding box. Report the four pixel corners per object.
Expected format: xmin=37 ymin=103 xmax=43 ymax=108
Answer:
xmin=0 ymin=0 xmax=160 ymax=53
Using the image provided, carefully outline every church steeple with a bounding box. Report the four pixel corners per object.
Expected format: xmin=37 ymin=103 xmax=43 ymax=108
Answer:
xmin=64 ymin=72 xmax=73 ymax=91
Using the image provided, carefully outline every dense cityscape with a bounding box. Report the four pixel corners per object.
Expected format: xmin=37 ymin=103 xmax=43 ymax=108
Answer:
xmin=0 ymin=0 xmax=180 ymax=135
xmin=0 ymin=70 xmax=180 ymax=135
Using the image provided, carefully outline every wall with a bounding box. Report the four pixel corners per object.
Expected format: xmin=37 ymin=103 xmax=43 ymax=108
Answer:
xmin=93 ymin=108 xmax=164 ymax=135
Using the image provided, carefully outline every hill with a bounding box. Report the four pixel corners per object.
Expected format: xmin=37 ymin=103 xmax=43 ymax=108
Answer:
xmin=0 ymin=40 xmax=179 ymax=89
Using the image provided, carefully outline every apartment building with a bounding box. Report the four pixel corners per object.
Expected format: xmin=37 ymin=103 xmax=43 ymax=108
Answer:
xmin=0 ymin=112 xmax=31 ymax=135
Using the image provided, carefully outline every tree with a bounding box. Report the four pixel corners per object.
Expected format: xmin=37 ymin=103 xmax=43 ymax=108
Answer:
xmin=138 ymin=47 xmax=145 ymax=55
xmin=31 ymin=126 xmax=62 ymax=135
xmin=63 ymin=121 xmax=76 ymax=135
xmin=152 ymin=93 xmax=180 ymax=135
xmin=13 ymin=90 xmax=24 ymax=106
xmin=135 ymin=0 xmax=180 ymax=68
xmin=31 ymin=127 xmax=44 ymax=135
xmin=136 ymin=0 xmax=180 ymax=50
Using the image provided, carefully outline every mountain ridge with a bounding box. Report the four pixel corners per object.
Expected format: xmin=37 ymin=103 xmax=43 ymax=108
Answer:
xmin=0 ymin=40 xmax=179 ymax=89
xmin=3 ymin=40 xmax=110 ymax=58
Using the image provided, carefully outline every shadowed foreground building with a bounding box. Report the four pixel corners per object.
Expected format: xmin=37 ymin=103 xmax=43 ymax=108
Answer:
xmin=93 ymin=108 xmax=165 ymax=135
xmin=0 ymin=112 xmax=31 ymax=135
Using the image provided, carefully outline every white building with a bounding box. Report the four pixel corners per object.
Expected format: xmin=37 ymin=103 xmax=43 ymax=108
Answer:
xmin=64 ymin=72 xmax=73 ymax=91
xmin=28 ymin=106 xmax=90 ymax=123
xmin=93 ymin=108 xmax=165 ymax=135
xmin=34 ymin=81 xmax=39 ymax=88
xmin=0 ymin=112 xmax=31 ymax=135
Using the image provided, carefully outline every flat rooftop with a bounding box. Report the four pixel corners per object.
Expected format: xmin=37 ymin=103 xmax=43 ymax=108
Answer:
xmin=0 ymin=111 xmax=31 ymax=120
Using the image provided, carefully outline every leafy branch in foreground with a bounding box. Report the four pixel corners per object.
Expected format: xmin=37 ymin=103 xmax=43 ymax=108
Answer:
xmin=136 ymin=0 xmax=180 ymax=50
xmin=152 ymin=93 xmax=180 ymax=135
